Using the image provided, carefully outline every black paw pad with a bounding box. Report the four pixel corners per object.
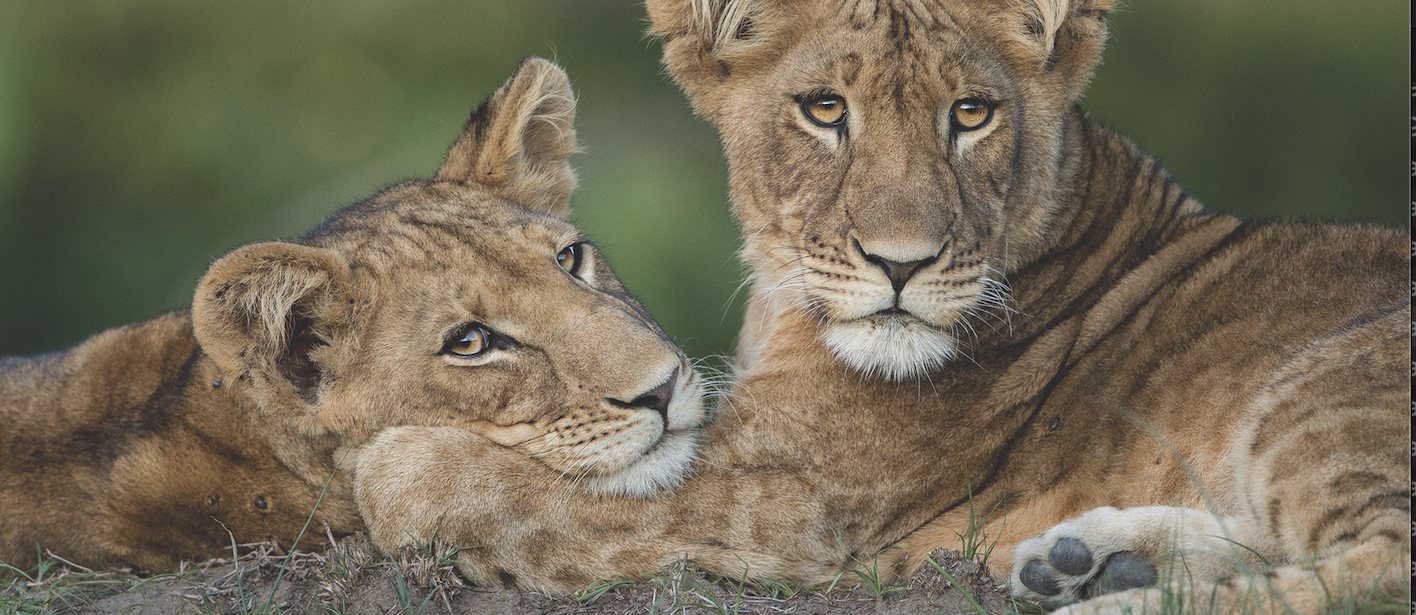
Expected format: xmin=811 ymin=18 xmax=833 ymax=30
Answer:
xmin=1019 ymin=559 xmax=1061 ymax=596
xmin=1048 ymin=537 xmax=1094 ymax=576
xmin=1082 ymin=551 xmax=1158 ymax=598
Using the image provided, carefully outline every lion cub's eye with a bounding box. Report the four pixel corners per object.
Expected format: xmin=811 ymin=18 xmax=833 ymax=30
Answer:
xmin=556 ymin=243 xmax=584 ymax=277
xmin=801 ymin=94 xmax=847 ymax=127
xmin=444 ymin=325 xmax=491 ymax=358
xmin=950 ymin=98 xmax=995 ymax=132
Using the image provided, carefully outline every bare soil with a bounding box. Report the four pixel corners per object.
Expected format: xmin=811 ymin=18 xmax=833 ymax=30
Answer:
xmin=3 ymin=534 xmax=1020 ymax=615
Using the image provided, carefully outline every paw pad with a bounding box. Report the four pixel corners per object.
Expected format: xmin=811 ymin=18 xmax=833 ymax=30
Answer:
xmin=1020 ymin=559 xmax=1062 ymax=596
xmin=1016 ymin=537 xmax=1158 ymax=605
xmin=1048 ymin=537 xmax=1093 ymax=575
xmin=1082 ymin=551 xmax=1157 ymax=598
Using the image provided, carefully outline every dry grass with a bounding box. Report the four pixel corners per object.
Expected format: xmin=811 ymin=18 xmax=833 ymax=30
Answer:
xmin=0 ymin=540 xmax=1014 ymax=615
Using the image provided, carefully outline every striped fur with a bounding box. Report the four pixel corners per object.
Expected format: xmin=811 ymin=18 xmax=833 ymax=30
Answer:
xmin=355 ymin=2 xmax=1408 ymax=611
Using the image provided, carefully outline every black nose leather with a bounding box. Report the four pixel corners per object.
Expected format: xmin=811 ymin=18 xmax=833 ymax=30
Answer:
xmin=610 ymin=371 xmax=677 ymax=424
xmin=862 ymin=253 xmax=930 ymax=293
xmin=853 ymin=238 xmax=937 ymax=293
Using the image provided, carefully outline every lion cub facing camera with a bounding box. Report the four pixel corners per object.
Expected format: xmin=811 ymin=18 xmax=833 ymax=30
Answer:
xmin=0 ymin=57 xmax=704 ymax=573
xmin=355 ymin=2 xmax=1407 ymax=614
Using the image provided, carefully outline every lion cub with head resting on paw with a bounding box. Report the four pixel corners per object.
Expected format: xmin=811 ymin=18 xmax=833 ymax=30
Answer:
xmin=0 ymin=57 xmax=705 ymax=574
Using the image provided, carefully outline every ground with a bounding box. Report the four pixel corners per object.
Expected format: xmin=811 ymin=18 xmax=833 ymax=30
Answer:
xmin=1 ymin=532 xmax=1022 ymax=615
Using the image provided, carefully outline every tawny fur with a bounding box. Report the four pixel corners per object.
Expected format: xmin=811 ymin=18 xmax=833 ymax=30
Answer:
xmin=356 ymin=2 xmax=1408 ymax=612
xmin=0 ymin=58 xmax=705 ymax=574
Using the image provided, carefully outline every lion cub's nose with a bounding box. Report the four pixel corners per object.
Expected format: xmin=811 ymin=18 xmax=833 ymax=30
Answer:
xmin=865 ymin=255 xmax=930 ymax=293
xmin=855 ymin=239 xmax=939 ymax=293
xmin=608 ymin=372 xmax=678 ymax=424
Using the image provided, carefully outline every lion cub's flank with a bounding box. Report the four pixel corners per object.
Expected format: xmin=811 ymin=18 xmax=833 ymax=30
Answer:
xmin=0 ymin=57 xmax=705 ymax=574
xmin=357 ymin=1 xmax=1407 ymax=612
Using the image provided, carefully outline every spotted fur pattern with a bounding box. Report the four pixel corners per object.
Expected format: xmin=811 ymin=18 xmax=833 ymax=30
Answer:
xmin=355 ymin=2 xmax=1408 ymax=611
xmin=0 ymin=58 xmax=705 ymax=573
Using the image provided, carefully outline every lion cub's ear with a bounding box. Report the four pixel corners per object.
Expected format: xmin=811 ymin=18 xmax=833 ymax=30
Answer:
xmin=644 ymin=0 xmax=769 ymax=104
xmin=191 ymin=242 xmax=353 ymax=431
xmin=436 ymin=56 xmax=578 ymax=217
xmin=1002 ymin=0 xmax=1116 ymax=100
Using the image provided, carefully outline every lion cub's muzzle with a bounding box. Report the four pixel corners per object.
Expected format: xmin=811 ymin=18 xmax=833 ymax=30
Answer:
xmin=474 ymin=361 xmax=705 ymax=497
xmin=808 ymin=235 xmax=993 ymax=382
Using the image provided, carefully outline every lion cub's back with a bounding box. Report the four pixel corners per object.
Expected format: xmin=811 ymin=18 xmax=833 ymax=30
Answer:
xmin=0 ymin=312 xmax=203 ymax=570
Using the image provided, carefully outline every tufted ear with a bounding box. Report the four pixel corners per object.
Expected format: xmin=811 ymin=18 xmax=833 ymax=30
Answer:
xmin=645 ymin=0 xmax=797 ymax=107
xmin=1006 ymin=0 xmax=1116 ymax=100
xmin=436 ymin=56 xmax=579 ymax=218
xmin=644 ymin=0 xmax=750 ymax=86
xmin=192 ymin=242 xmax=354 ymax=432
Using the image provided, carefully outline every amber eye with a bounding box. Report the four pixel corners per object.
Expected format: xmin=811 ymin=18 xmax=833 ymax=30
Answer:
xmin=801 ymin=94 xmax=847 ymax=127
xmin=556 ymin=243 xmax=583 ymax=277
xmin=445 ymin=325 xmax=491 ymax=358
xmin=950 ymin=98 xmax=994 ymax=131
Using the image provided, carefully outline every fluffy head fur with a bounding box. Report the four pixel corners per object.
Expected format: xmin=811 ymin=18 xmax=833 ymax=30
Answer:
xmin=649 ymin=0 xmax=1111 ymax=380
xmin=192 ymin=57 xmax=706 ymax=497
xmin=0 ymin=57 xmax=704 ymax=574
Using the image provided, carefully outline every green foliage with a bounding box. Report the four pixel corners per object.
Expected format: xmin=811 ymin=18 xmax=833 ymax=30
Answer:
xmin=954 ymin=476 xmax=1004 ymax=567
xmin=575 ymin=577 xmax=635 ymax=604
xmin=0 ymin=0 xmax=1405 ymax=359
xmin=679 ymin=573 xmax=743 ymax=615
xmin=925 ymin=556 xmax=993 ymax=615
xmin=827 ymin=547 xmax=910 ymax=599
xmin=383 ymin=565 xmax=438 ymax=615
xmin=0 ymin=549 xmax=183 ymax=614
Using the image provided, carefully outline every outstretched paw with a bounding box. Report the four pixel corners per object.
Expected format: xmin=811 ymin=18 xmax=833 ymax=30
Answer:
xmin=1011 ymin=507 xmax=1180 ymax=607
xmin=1015 ymin=537 xmax=1156 ymax=605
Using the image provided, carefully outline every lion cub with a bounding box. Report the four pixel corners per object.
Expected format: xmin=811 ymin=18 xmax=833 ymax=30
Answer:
xmin=356 ymin=2 xmax=1407 ymax=613
xmin=0 ymin=57 xmax=704 ymax=573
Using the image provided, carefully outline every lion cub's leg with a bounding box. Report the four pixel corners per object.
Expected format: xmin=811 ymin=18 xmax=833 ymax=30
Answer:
xmin=357 ymin=426 xmax=844 ymax=592
xmin=1012 ymin=306 xmax=1411 ymax=614
xmin=883 ymin=488 xmax=1108 ymax=584
xmin=1041 ymin=537 xmax=1410 ymax=615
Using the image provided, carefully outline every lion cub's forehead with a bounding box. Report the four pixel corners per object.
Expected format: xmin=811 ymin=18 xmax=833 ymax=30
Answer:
xmin=774 ymin=2 xmax=1011 ymax=95
xmin=310 ymin=188 xmax=579 ymax=274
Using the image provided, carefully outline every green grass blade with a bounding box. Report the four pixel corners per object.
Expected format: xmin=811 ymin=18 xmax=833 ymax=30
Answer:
xmin=926 ymin=556 xmax=991 ymax=615
xmin=261 ymin=446 xmax=353 ymax=612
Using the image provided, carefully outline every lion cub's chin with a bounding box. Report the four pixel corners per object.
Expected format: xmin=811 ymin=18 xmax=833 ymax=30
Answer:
xmin=820 ymin=316 xmax=958 ymax=382
xmin=582 ymin=429 xmax=701 ymax=497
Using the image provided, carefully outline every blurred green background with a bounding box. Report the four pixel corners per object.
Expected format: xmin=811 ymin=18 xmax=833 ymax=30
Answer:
xmin=0 ymin=1 xmax=1406 ymax=360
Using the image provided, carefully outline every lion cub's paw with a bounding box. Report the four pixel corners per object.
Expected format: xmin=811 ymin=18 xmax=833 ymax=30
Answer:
xmin=1015 ymin=539 xmax=1156 ymax=606
xmin=1011 ymin=506 xmax=1227 ymax=607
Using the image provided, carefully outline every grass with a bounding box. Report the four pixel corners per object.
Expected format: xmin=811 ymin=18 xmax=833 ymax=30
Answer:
xmin=677 ymin=555 xmax=787 ymax=614
xmin=576 ymin=577 xmax=635 ymax=604
xmin=5 ymin=523 xmax=1406 ymax=615
xmin=955 ymin=474 xmax=1005 ymax=567
xmin=12 ymin=537 xmax=1405 ymax=615
xmin=0 ymin=551 xmax=142 ymax=614
xmin=384 ymin=563 xmax=440 ymax=615
xmin=824 ymin=547 xmax=911 ymax=599
xmin=927 ymin=555 xmax=994 ymax=615
xmin=2 ymin=487 xmax=1405 ymax=615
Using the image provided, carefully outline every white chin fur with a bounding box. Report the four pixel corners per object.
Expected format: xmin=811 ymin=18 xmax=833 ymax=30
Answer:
xmin=581 ymin=430 xmax=699 ymax=498
xmin=821 ymin=317 xmax=957 ymax=381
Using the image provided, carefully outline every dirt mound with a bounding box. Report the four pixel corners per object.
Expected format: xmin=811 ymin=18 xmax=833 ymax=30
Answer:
xmin=3 ymin=535 xmax=1021 ymax=614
